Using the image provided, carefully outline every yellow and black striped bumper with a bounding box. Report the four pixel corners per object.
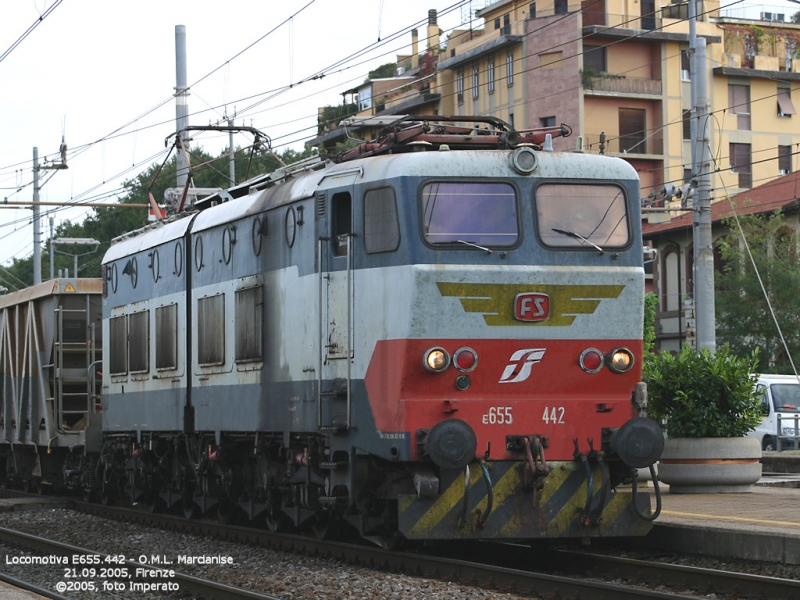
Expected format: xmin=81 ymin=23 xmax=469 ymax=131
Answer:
xmin=398 ymin=460 xmax=653 ymax=539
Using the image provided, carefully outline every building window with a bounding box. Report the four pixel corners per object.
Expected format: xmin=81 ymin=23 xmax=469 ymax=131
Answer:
xmin=728 ymin=84 xmax=751 ymax=130
xmin=779 ymin=144 xmax=792 ymax=174
xmin=488 ymin=58 xmax=495 ymax=94
xmin=778 ymin=86 xmax=796 ymax=117
xmin=554 ymin=0 xmax=568 ymax=14
xmin=683 ymin=168 xmax=693 ymax=184
xmin=494 ymin=17 xmax=501 ymax=29
xmin=680 ymin=49 xmax=691 ymax=80
xmin=502 ymin=13 xmax=510 ymax=34
xmin=540 ymin=116 xmax=556 ymax=127
xmin=506 ymin=52 xmax=514 ymax=86
xmin=583 ymin=45 xmax=607 ymax=73
xmin=730 ymin=142 xmax=752 ymax=188
xmin=508 ymin=112 xmax=515 ymax=129
xmin=540 ymin=51 xmax=563 ymax=70
xmin=529 ymin=2 xmax=536 ymax=18
xmin=619 ymin=108 xmax=646 ymax=154
xmin=457 ymin=70 xmax=464 ymax=104
xmin=198 ymin=294 xmax=225 ymax=366
xmin=472 ymin=64 xmax=479 ymax=99
xmin=235 ymin=286 xmax=263 ymax=362
xmin=682 ymin=109 xmax=692 ymax=140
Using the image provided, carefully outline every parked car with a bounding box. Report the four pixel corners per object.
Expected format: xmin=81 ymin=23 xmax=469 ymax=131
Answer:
xmin=746 ymin=374 xmax=800 ymax=451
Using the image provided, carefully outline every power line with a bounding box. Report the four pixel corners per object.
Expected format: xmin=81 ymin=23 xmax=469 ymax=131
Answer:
xmin=0 ymin=0 xmax=63 ymax=65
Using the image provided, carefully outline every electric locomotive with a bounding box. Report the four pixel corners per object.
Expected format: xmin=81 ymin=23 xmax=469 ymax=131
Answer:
xmin=2 ymin=116 xmax=665 ymax=545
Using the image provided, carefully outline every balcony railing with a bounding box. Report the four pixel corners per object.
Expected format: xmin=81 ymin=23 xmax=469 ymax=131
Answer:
xmin=591 ymin=12 xmax=663 ymax=30
xmin=584 ymin=75 xmax=662 ymax=95
xmin=584 ymin=133 xmax=664 ymax=156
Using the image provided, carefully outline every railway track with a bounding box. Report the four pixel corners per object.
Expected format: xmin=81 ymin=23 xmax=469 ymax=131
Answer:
xmin=1 ymin=490 xmax=798 ymax=599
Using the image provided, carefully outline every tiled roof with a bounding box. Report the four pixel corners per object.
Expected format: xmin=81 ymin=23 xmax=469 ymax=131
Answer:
xmin=642 ymin=172 xmax=800 ymax=238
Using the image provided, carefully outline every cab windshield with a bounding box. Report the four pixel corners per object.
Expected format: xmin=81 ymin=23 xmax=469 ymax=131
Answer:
xmin=535 ymin=183 xmax=630 ymax=249
xmin=770 ymin=384 xmax=800 ymax=412
xmin=421 ymin=182 xmax=519 ymax=247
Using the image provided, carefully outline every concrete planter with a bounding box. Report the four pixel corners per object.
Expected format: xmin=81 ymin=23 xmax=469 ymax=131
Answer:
xmin=658 ymin=437 xmax=762 ymax=493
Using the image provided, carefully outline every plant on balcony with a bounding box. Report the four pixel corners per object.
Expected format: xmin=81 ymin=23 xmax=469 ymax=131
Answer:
xmin=580 ymin=67 xmax=598 ymax=89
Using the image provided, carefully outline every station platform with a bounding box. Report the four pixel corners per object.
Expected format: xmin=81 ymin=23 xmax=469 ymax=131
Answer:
xmin=635 ymin=455 xmax=800 ymax=565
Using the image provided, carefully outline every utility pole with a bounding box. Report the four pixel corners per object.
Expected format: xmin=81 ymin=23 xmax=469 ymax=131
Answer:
xmin=228 ymin=115 xmax=235 ymax=186
xmin=175 ymin=25 xmax=190 ymax=189
xmin=32 ymin=148 xmax=41 ymax=285
xmin=693 ymin=37 xmax=716 ymax=353
xmin=33 ymin=136 xmax=68 ymax=283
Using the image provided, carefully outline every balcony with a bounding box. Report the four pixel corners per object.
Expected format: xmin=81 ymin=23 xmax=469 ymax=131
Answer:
xmin=584 ymin=133 xmax=664 ymax=156
xmin=585 ymin=12 xmax=663 ymax=30
xmin=583 ymin=74 xmax=662 ymax=95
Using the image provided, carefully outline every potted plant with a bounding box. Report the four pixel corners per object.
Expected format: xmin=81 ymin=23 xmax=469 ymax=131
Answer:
xmin=643 ymin=344 xmax=764 ymax=493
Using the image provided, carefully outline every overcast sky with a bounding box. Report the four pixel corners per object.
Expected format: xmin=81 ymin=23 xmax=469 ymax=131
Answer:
xmin=0 ymin=0 xmax=465 ymax=279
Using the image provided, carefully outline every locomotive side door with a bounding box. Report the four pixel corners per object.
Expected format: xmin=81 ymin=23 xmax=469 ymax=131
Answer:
xmin=317 ymin=186 xmax=355 ymax=430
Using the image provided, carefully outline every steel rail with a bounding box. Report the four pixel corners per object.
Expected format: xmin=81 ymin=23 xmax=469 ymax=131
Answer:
xmin=551 ymin=549 xmax=800 ymax=599
xmin=2 ymin=491 xmax=789 ymax=599
xmin=72 ymin=500 xmax=700 ymax=599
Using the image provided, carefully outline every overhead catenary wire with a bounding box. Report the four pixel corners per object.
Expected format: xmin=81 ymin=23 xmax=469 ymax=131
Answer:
xmin=0 ymin=2 xmax=792 ymax=270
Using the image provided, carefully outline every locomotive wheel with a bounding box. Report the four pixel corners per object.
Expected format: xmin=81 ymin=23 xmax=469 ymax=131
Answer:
xmin=182 ymin=499 xmax=200 ymax=519
xmin=311 ymin=517 xmax=343 ymax=540
xmin=264 ymin=511 xmax=289 ymax=533
xmin=217 ymin=503 xmax=238 ymax=525
xmin=147 ymin=497 xmax=166 ymax=513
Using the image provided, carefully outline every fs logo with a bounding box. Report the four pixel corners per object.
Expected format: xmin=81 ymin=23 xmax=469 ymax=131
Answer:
xmin=514 ymin=293 xmax=550 ymax=322
xmin=498 ymin=348 xmax=546 ymax=384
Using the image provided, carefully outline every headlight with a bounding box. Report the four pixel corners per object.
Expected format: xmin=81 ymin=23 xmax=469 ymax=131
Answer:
xmin=781 ymin=427 xmax=796 ymax=436
xmin=423 ymin=347 xmax=450 ymax=373
xmin=607 ymin=348 xmax=634 ymax=374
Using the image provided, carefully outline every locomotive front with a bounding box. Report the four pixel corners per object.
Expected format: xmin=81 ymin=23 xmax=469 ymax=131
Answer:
xmin=342 ymin=145 xmax=664 ymax=541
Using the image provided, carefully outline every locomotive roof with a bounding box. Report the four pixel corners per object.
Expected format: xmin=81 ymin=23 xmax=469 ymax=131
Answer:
xmin=102 ymin=147 xmax=637 ymax=266
xmin=103 ymin=112 xmax=640 ymax=267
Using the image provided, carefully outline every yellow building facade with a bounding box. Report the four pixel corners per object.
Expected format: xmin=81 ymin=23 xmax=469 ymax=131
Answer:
xmin=436 ymin=0 xmax=800 ymax=205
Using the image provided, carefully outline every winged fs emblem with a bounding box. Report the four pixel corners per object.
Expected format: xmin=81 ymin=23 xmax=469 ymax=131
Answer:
xmin=498 ymin=348 xmax=546 ymax=383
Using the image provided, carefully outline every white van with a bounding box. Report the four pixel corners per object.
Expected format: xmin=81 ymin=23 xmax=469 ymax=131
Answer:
xmin=747 ymin=374 xmax=800 ymax=451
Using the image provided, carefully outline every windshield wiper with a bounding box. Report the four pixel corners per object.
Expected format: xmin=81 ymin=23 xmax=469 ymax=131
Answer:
xmin=551 ymin=228 xmax=604 ymax=255
xmin=432 ymin=239 xmax=493 ymax=254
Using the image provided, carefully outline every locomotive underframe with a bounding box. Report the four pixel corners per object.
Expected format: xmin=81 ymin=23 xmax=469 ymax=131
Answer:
xmin=25 ymin=426 xmax=651 ymax=542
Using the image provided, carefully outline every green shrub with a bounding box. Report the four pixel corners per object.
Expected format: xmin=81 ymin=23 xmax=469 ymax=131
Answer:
xmin=643 ymin=345 xmax=762 ymax=438
xmin=643 ymin=292 xmax=657 ymax=354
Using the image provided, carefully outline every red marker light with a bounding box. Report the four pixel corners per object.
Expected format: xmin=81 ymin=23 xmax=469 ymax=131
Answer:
xmin=580 ymin=348 xmax=604 ymax=373
xmin=453 ymin=347 xmax=478 ymax=372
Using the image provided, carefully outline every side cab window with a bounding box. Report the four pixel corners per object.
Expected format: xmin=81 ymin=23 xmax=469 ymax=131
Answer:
xmin=758 ymin=385 xmax=770 ymax=416
xmin=332 ymin=192 xmax=352 ymax=256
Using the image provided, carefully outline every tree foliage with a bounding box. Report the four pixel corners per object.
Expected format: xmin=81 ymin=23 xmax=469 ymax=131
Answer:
xmin=643 ymin=292 xmax=658 ymax=354
xmin=2 ymin=144 xmax=312 ymax=286
xmin=715 ymin=211 xmax=800 ymax=372
xmin=367 ymin=62 xmax=398 ymax=81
